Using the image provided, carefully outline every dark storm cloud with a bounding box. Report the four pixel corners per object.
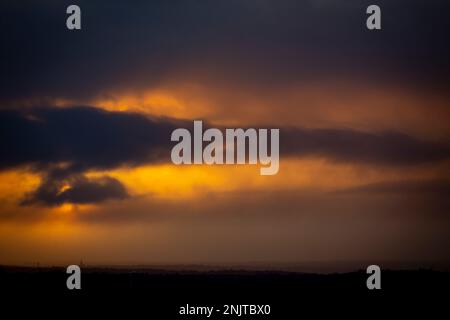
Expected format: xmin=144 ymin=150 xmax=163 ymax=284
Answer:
xmin=281 ymin=127 xmax=450 ymax=166
xmin=0 ymin=106 xmax=181 ymax=172
xmin=21 ymin=173 xmax=128 ymax=206
xmin=0 ymin=105 xmax=184 ymax=205
xmin=1 ymin=106 xmax=449 ymax=174
xmin=1 ymin=0 xmax=449 ymax=103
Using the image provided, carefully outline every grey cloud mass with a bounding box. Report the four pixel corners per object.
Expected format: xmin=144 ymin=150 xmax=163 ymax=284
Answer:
xmin=1 ymin=0 xmax=449 ymax=103
xmin=21 ymin=173 xmax=128 ymax=206
xmin=1 ymin=106 xmax=449 ymax=173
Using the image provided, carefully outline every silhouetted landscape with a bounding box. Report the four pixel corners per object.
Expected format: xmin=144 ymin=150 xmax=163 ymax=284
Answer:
xmin=1 ymin=265 xmax=449 ymax=317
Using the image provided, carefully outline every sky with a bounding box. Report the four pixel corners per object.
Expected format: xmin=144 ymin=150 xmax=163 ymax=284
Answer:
xmin=0 ymin=0 xmax=449 ymax=270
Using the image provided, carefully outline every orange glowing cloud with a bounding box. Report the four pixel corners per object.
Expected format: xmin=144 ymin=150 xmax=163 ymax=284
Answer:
xmin=86 ymin=80 xmax=450 ymax=141
xmin=84 ymin=159 xmax=448 ymax=201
